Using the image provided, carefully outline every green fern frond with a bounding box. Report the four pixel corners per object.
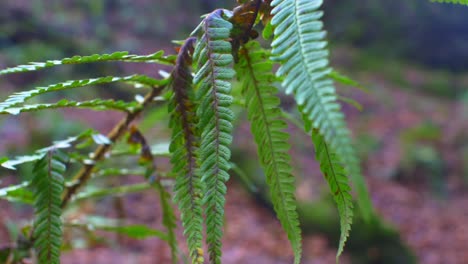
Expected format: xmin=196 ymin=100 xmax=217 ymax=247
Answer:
xmin=0 ymin=99 xmax=139 ymax=115
xmin=430 ymin=0 xmax=468 ymax=5
xmin=155 ymin=181 xmax=179 ymax=263
xmin=1 ymin=132 xmax=93 ymax=170
xmin=328 ymin=70 xmax=369 ymax=93
xmin=0 ymin=181 xmax=33 ymax=204
xmin=236 ymin=41 xmax=302 ymax=264
xmin=0 ymin=75 xmax=163 ymax=111
xmin=0 ymin=51 xmax=174 ymax=75
xmin=169 ymin=37 xmax=204 ymax=264
xmin=193 ymin=9 xmax=235 ymax=264
xmin=32 ymin=150 xmax=68 ymax=264
xmin=67 ymin=216 xmax=168 ymax=240
xmin=270 ymin=0 xmax=374 ymax=219
xmin=310 ymin=128 xmax=353 ymax=261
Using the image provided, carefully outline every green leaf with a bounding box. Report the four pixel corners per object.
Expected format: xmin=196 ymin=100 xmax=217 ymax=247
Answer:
xmin=430 ymin=0 xmax=468 ymax=5
xmin=0 ymin=181 xmax=33 ymax=204
xmin=0 ymin=99 xmax=140 ymax=115
xmin=328 ymin=70 xmax=369 ymax=93
xmin=100 ymin=224 xmax=167 ymax=240
xmin=236 ymin=41 xmax=302 ymax=263
xmin=193 ymin=9 xmax=235 ymax=264
xmin=311 ymin=129 xmax=353 ymax=261
xmin=169 ymin=37 xmax=204 ymax=264
xmin=0 ymin=75 xmax=162 ymax=111
xmin=32 ymin=150 xmax=68 ymax=264
xmin=1 ymin=131 xmax=93 ymax=170
xmin=68 ymin=216 xmax=168 ymax=240
xmin=155 ymin=181 xmax=179 ymax=263
xmin=0 ymin=51 xmax=174 ymax=75
xmin=72 ymin=183 xmax=151 ymax=203
xmin=270 ymin=0 xmax=374 ymax=221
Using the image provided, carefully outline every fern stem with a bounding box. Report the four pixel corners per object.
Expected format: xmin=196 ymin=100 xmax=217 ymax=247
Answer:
xmin=61 ymin=85 xmax=166 ymax=208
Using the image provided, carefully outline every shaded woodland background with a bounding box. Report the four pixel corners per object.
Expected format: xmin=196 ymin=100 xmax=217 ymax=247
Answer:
xmin=1 ymin=1 xmax=468 ymax=263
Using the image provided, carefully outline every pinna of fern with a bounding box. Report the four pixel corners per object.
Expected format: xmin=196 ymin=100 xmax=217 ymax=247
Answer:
xmin=269 ymin=0 xmax=374 ymax=222
xmin=32 ymin=150 xmax=68 ymax=264
xmin=169 ymin=37 xmax=205 ymax=264
xmin=192 ymin=9 xmax=236 ymax=264
xmin=430 ymin=0 xmax=468 ymax=5
xmin=235 ymin=41 xmax=302 ymax=264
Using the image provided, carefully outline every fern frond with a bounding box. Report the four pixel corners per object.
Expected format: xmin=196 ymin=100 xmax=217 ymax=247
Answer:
xmin=169 ymin=37 xmax=204 ymax=264
xmin=1 ymin=132 xmax=92 ymax=170
xmin=236 ymin=41 xmax=302 ymax=263
xmin=430 ymin=0 xmax=468 ymax=5
xmin=155 ymin=181 xmax=179 ymax=263
xmin=32 ymin=150 xmax=68 ymax=264
xmin=0 ymin=181 xmax=33 ymax=204
xmin=67 ymin=216 xmax=168 ymax=240
xmin=270 ymin=0 xmax=374 ymax=219
xmin=0 ymin=51 xmax=174 ymax=75
xmin=310 ymin=128 xmax=353 ymax=261
xmin=0 ymin=75 xmax=162 ymax=111
xmin=0 ymin=99 xmax=139 ymax=115
xmin=328 ymin=70 xmax=369 ymax=93
xmin=193 ymin=9 xmax=235 ymax=264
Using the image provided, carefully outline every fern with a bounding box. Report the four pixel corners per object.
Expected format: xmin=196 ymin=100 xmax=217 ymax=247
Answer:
xmin=0 ymin=99 xmax=139 ymax=115
xmin=270 ymin=0 xmax=374 ymax=219
xmin=1 ymin=132 xmax=92 ymax=170
xmin=0 ymin=51 xmax=174 ymax=75
xmin=31 ymin=150 xmax=68 ymax=264
xmin=0 ymin=75 xmax=162 ymax=111
xmin=431 ymin=0 xmax=468 ymax=5
xmin=169 ymin=37 xmax=204 ymax=264
xmin=310 ymin=127 xmax=353 ymax=261
xmin=236 ymin=41 xmax=302 ymax=264
xmin=155 ymin=181 xmax=179 ymax=263
xmin=193 ymin=9 xmax=235 ymax=264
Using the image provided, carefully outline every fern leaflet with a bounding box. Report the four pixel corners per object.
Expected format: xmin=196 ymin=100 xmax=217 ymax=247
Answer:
xmin=0 ymin=99 xmax=139 ymax=115
xmin=430 ymin=0 xmax=468 ymax=5
xmin=0 ymin=51 xmax=175 ymax=75
xmin=193 ymin=9 xmax=235 ymax=264
xmin=32 ymin=150 xmax=68 ymax=264
xmin=236 ymin=41 xmax=302 ymax=264
xmin=169 ymin=37 xmax=204 ymax=264
xmin=155 ymin=181 xmax=179 ymax=263
xmin=0 ymin=75 xmax=163 ymax=111
xmin=310 ymin=127 xmax=353 ymax=261
xmin=270 ymin=0 xmax=373 ymax=219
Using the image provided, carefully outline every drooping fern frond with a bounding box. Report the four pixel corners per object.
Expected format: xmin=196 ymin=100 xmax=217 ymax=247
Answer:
xmin=236 ymin=41 xmax=302 ymax=264
xmin=270 ymin=0 xmax=374 ymax=219
xmin=193 ymin=9 xmax=235 ymax=264
xmin=0 ymin=99 xmax=139 ymax=115
xmin=310 ymin=127 xmax=353 ymax=261
xmin=1 ymin=131 xmax=93 ymax=170
xmin=430 ymin=0 xmax=468 ymax=5
xmin=0 ymin=75 xmax=163 ymax=111
xmin=31 ymin=150 xmax=68 ymax=264
xmin=0 ymin=51 xmax=175 ymax=75
xmin=155 ymin=181 xmax=179 ymax=264
xmin=169 ymin=37 xmax=204 ymax=264
xmin=0 ymin=181 xmax=33 ymax=204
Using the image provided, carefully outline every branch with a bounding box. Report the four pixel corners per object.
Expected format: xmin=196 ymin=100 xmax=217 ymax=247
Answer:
xmin=61 ymin=85 xmax=166 ymax=208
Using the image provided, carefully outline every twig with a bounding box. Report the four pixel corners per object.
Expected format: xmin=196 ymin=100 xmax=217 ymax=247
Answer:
xmin=61 ymin=85 xmax=166 ymax=208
